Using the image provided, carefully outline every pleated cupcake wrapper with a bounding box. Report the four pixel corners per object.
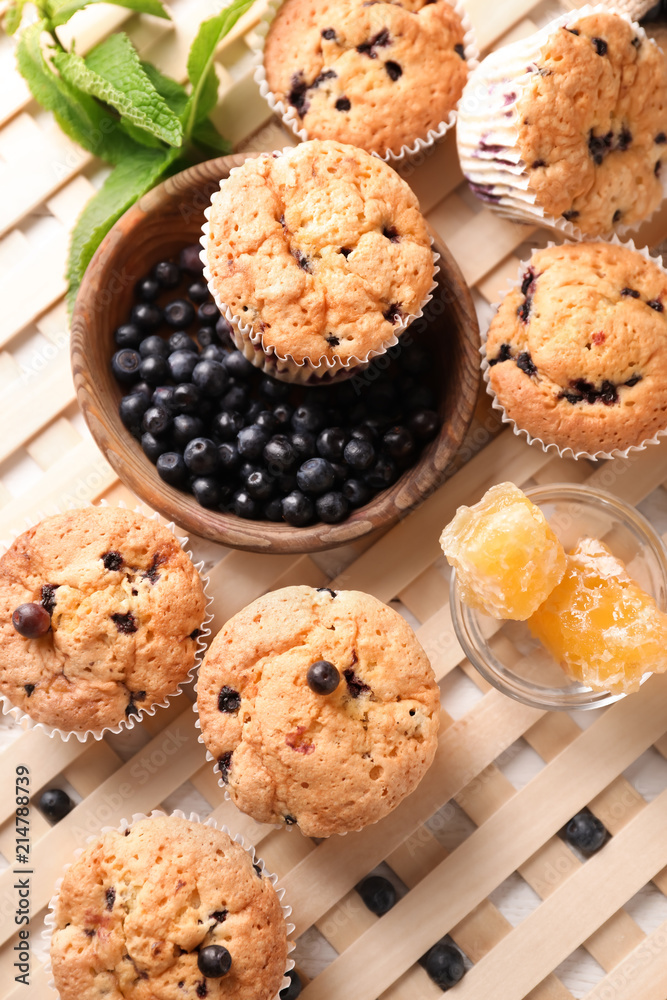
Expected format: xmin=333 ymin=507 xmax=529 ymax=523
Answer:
xmin=43 ymin=809 xmax=296 ymax=1000
xmin=200 ymin=146 xmax=440 ymax=385
xmin=480 ymin=233 xmax=667 ymax=461
xmin=251 ymin=0 xmax=480 ymax=164
xmin=0 ymin=500 xmax=213 ymax=743
xmin=457 ymin=4 xmax=667 ymax=239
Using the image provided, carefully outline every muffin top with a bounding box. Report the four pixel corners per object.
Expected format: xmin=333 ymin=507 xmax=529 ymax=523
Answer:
xmin=197 ymin=585 xmax=440 ymax=837
xmin=0 ymin=507 xmax=207 ymax=733
xmin=262 ymin=0 xmax=469 ymax=157
xmin=485 ymin=242 xmax=667 ymax=455
xmin=204 ymin=140 xmax=434 ymax=365
xmin=50 ymin=816 xmax=288 ymax=1000
xmin=517 ymin=12 xmax=667 ymax=235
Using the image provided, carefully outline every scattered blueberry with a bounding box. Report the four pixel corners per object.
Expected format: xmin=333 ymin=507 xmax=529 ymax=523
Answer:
xmin=131 ymin=302 xmax=162 ymax=332
xmin=141 ymin=431 xmax=170 ymax=463
xmin=192 ymin=477 xmax=223 ymax=508
xmin=112 ymin=349 xmax=141 ymax=384
xmin=136 ymin=277 xmax=160 ymax=302
xmin=317 ymin=426 xmax=348 ymax=461
xmin=564 ymin=810 xmax=608 ymax=854
xmin=264 ymin=435 xmax=297 ymax=470
xmin=114 ymin=323 xmax=142 ymax=349
xmin=357 ymin=875 xmax=397 ymax=915
xmin=172 ymin=382 xmax=200 ymax=413
xmin=212 ymin=410 xmax=244 ymax=442
xmin=164 ymin=299 xmax=195 ymax=328
xmin=142 ymin=405 xmax=171 ymax=435
xmin=265 ymin=496 xmax=284 ymax=522
xmin=292 ymin=404 xmax=326 ymax=434
xmin=365 ymin=456 xmax=397 ymax=490
xmin=343 ymin=437 xmax=375 ymax=471
xmin=223 ymin=351 xmax=255 ymax=380
xmin=198 ymin=301 xmax=219 ymax=325
xmin=423 ymin=942 xmax=466 ymax=990
xmin=282 ymin=491 xmax=315 ymax=526
xmin=119 ymin=392 xmax=148 ymax=435
xmin=168 ymin=331 xmax=198 ymax=354
xmin=245 ymin=469 xmax=275 ymax=500
xmin=188 ymin=280 xmax=210 ymax=304
xmin=168 ymin=350 xmax=199 ymax=382
xmin=408 ymin=409 xmax=440 ymax=441
xmin=193 ymin=359 xmax=228 ymax=397
xmin=291 ymin=431 xmax=317 ymax=462
xmin=233 ymin=490 xmax=261 ymax=519
xmin=342 ymin=478 xmax=372 ymax=507
xmin=157 ymin=452 xmax=187 ymax=487
xmin=12 ymin=602 xmax=51 ymax=638
xmin=173 ymin=414 xmax=205 ymax=448
xmin=280 ymin=970 xmax=302 ymax=1000
xmin=184 ymin=438 xmax=219 ymax=476
xmin=307 ymin=659 xmax=340 ymax=694
xmin=153 ymin=260 xmax=180 ymax=288
xmin=39 ymin=788 xmax=73 ymax=822
xmin=197 ymin=945 xmax=232 ymax=979
xmin=316 ymin=491 xmax=349 ymax=523
xmin=383 ymin=426 xmax=414 ymax=460
xmin=139 ymin=355 xmax=170 ymax=386
xmin=238 ymin=425 xmax=269 ymax=460
xmin=218 ymin=442 xmax=241 ymax=472
xmin=179 ymin=245 xmax=204 ymax=273
xmin=297 ymin=457 xmax=336 ymax=494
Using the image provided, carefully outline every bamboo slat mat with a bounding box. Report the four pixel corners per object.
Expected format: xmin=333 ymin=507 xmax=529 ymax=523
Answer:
xmin=2 ymin=0 xmax=667 ymax=997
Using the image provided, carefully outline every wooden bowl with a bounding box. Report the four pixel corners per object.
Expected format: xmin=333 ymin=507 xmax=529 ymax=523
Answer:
xmin=71 ymin=153 xmax=480 ymax=553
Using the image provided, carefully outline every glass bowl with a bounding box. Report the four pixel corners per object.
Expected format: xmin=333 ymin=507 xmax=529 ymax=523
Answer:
xmin=450 ymin=483 xmax=667 ymax=711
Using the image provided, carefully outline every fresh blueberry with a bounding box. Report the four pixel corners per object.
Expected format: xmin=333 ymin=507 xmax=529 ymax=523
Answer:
xmin=156 ymin=452 xmax=187 ymax=487
xmin=172 ymin=382 xmax=200 ymax=413
xmin=330 ymin=461 xmax=348 ymax=483
xmin=212 ymin=410 xmax=244 ymax=442
xmin=201 ymin=344 xmax=226 ymax=362
xmin=244 ymin=400 xmax=264 ymax=426
xmin=423 ymin=942 xmax=466 ymax=990
xmin=191 ymin=477 xmax=223 ymax=508
xmin=12 ymin=602 xmax=51 ymax=638
xmin=350 ymin=424 xmax=376 ymax=443
xmin=279 ymin=970 xmax=302 ymax=1000
xmin=193 ymin=359 xmax=228 ymax=397
xmin=111 ymin=349 xmax=141 ymax=384
xmin=179 ymin=245 xmax=204 ymax=274
xmin=383 ymin=426 xmax=415 ymax=460
xmin=264 ymin=496 xmax=284 ymax=522
xmin=139 ymin=355 xmax=170 ymax=386
xmin=245 ymin=469 xmax=275 ymax=500
xmin=119 ymin=393 xmax=149 ymax=435
xmin=317 ymin=427 xmax=348 ymax=461
xmin=365 ymin=456 xmax=398 ymax=490
xmin=131 ymin=302 xmax=162 ymax=332
xmin=408 ymin=409 xmax=440 ymax=441
xmin=342 ymin=478 xmax=372 ymax=507
xmin=564 ymin=811 xmax=608 ymax=854
xmin=260 ymin=376 xmax=290 ymax=401
xmin=139 ymin=335 xmax=169 ymax=358
xmin=164 ymin=299 xmax=195 ymax=329
xmin=152 ymin=386 xmax=174 ymax=411
xmin=343 ymin=437 xmax=375 ymax=471
xmin=282 ymin=491 xmax=315 ymax=526
xmin=238 ymin=425 xmax=269 ymax=460
xmin=142 ymin=405 xmax=171 ymax=435
xmin=224 ymin=351 xmax=255 ymax=380
xmin=135 ymin=277 xmax=160 ymax=302
xmin=233 ymin=490 xmax=261 ymax=519
xmin=168 ymin=331 xmax=198 ymax=354
xmin=264 ymin=435 xmax=296 ymax=471
xmin=172 ymin=414 xmax=205 ymax=448
xmin=141 ymin=431 xmax=170 ymax=463
xmin=114 ymin=323 xmax=142 ymax=349
xmin=130 ymin=381 xmax=153 ymax=403
xmin=184 ymin=438 xmax=219 ymax=475
xmin=292 ymin=404 xmax=326 ymax=434
xmin=187 ymin=280 xmax=210 ymax=303
xmin=255 ymin=410 xmax=278 ymax=434
xmin=198 ymin=326 xmax=217 ymax=348
xmin=273 ymin=402 xmax=294 ymax=427
xmin=316 ymin=491 xmax=349 ymax=523
xmin=218 ymin=442 xmax=241 ymax=472
xmin=297 ymin=457 xmax=336 ymax=494
xmin=197 ymin=945 xmax=232 ymax=978
xmin=168 ymin=350 xmax=198 ymax=382
xmin=221 ymin=386 xmax=249 ymax=413
xmin=357 ymin=875 xmax=397 ymax=915
xmin=277 ymin=472 xmax=298 ymax=494
xmin=291 ymin=431 xmax=317 ymax=462
xmin=198 ymin=301 xmax=219 ymax=325
xmin=216 ymin=315 xmax=233 ymax=342
xmin=239 ymin=461 xmax=260 ymax=480
xmin=39 ymin=788 xmax=73 ymax=823
xmin=152 ymin=260 xmax=180 ymax=288
xmin=307 ymin=659 xmax=340 ymax=694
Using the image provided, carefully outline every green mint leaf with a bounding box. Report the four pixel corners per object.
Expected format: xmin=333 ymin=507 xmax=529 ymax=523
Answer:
xmin=48 ymin=0 xmax=169 ymax=29
xmin=4 ymin=0 xmax=27 ymax=35
xmin=191 ymin=116 xmax=232 ymax=156
xmin=67 ymin=144 xmax=179 ymax=313
xmin=54 ymin=34 xmax=183 ymax=147
xmin=183 ymin=0 xmax=255 ymax=136
xmin=194 ymin=65 xmax=219 ymax=123
xmin=141 ymin=61 xmax=188 ymax=117
xmin=16 ymin=20 xmax=139 ymax=164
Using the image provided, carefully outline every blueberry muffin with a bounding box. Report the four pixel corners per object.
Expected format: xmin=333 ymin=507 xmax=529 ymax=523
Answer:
xmin=458 ymin=10 xmax=667 ymax=236
xmin=0 ymin=507 xmax=207 ymax=734
xmin=50 ymin=815 xmax=288 ymax=1000
xmin=197 ymin=586 xmax=440 ymax=836
xmin=261 ymin=0 xmax=470 ymax=158
xmin=203 ymin=140 xmax=435 ymax=381
xmin=484 ymin=242 xmax=667 ymax=455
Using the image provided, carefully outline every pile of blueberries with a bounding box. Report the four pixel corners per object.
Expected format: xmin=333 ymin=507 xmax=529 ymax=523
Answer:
xmin=111 ymin=247 xmax=441 ymax=526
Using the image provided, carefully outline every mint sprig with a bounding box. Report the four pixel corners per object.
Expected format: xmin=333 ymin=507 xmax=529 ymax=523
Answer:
xmin=4 ymin=0 xmax=257 ymax=311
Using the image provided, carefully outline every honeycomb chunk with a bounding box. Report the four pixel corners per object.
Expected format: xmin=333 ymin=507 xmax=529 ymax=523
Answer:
xmin=440 ymin=482 xmax=566 ymax=620
xmin=529 ymin=538 xmax=667 ymax=694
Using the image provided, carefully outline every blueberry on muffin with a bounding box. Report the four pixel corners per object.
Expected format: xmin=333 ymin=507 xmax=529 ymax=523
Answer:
xmin=484 ymin=242 xmax=667 ymax=455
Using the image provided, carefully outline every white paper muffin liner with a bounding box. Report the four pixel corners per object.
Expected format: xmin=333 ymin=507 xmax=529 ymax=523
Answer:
xmin=457 ymin=4 xmax=667 ymax=239
xmin=480 ymin=233 xmax=667 ymax=461
xmin=42 ymin=809 xmax=295 ymax=999
xmin=0 ymin=500 xmax=213 ymax=743
xmin=200 ymin=146 xmax=440 ymax=385
xmin=251 ymin=0 xmax=480 ymax=164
